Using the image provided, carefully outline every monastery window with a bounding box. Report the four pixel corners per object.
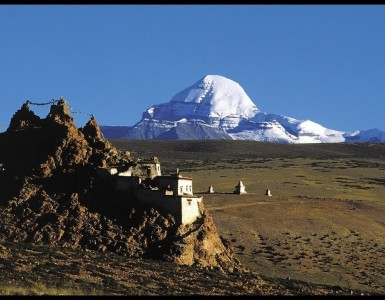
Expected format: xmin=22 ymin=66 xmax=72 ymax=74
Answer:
xmin=180 ymin=186 xmax=183 ymax=193
xmin=187 ymin=199 xmax=192 ymax=206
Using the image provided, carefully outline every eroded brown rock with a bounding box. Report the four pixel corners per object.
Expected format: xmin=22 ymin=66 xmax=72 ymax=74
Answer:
xmin=0 ymin=99 xmax=238 ymax=271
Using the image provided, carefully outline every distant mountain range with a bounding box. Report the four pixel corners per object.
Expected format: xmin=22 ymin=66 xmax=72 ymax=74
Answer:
xmin=100 ymin=75 xmax=385 ymax=143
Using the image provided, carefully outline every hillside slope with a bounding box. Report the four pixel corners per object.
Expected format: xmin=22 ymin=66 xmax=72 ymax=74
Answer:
xmin=0 ymin=100 xmax=237 ymax=270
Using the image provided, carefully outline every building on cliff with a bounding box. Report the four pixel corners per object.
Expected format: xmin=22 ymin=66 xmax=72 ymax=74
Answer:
xmin=8 ymin=99 xmax=203 ymax=226
xmin=98 ymin=162 xmax=203 ymax=225
xmin=136 ymin=170 xmax=203 ymax=225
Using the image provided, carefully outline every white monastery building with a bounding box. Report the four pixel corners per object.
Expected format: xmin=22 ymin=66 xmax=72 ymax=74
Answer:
xmin=98 ymin=161 xmax=203 ymax=225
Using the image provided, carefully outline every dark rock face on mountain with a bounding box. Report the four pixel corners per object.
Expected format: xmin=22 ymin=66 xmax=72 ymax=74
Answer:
xmin=0 ymin=100 xmax=238 ymax=271
xmin=155 ymin=120 xmax=232 ymax=140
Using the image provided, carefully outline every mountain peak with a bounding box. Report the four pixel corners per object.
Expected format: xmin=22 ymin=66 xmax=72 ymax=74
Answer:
xmin=169 ymin=74 xmax=258 ymax=119
xmin=100 ymin=75 xmax=385 ymax=143
xmin=142 ymin=75 xmax=258 ymax=124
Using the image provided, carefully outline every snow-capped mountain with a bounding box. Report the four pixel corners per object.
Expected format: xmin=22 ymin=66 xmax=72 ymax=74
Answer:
xmin=142 ymin=74 xmax=258 ymax=130
xmin=343 ymin=129 xmax=385 ymax=143
xmin=227 ymin=113 xmax=345 ymax=143
xmin=100 ymin=75 xmax=385 ymax=143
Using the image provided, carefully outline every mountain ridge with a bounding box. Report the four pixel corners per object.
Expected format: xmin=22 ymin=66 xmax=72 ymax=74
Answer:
xmin=100 ymin=75 xmax=385 ymax=143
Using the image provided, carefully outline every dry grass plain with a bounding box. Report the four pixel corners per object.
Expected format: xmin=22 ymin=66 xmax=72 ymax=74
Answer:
xmin=110 ymin=139 xmax=385 ymax=294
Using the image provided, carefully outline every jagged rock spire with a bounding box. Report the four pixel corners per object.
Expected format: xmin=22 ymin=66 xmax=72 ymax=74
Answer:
xmin=46 ymin=98 xmax=74 ymax=125
xmin=7 ymin=101 xmax=42 ymax=131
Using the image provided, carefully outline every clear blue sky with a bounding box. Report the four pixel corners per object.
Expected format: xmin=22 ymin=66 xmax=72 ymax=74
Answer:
xmin=1 ymin=5 xmax=385 ymax=132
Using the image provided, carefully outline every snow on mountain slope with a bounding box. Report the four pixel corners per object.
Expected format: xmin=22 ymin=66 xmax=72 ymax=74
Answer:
xmin=156 ymin=120 xmax=232 ymax=140
xmin=344 ymin=128 xmax=385 ymax=143
xmin=100 ymin=74 xmax=385 ymax=143
xmin=143 ymin=75 xmax=258 ymax=127
xmin=296 ymin=120 xmax=345 ymax=143
xmin=228 ymin=119 xmax=299 ymax=143
xmin=228 ymin=113 xmax=345 ymax=144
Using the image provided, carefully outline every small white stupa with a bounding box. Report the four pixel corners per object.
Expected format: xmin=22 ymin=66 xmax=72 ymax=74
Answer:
xmin=234 ymin=180 xmax=247 ymax=194
xmin=265 ymin=188 xmax=272 ymax=197
xmin=208 ymin=185 xmax=214 ymax=194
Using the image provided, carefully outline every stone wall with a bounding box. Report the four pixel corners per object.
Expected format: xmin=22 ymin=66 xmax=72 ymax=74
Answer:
xmin=116 ymin=176 xmax=141 ymax=192
xmin=180 ymin=196 xmax=202 ymax=224
xmin=155 ymin=176 xmax=193 ymax=196
xmin=136 ymin=189 xmax=201 ymax=225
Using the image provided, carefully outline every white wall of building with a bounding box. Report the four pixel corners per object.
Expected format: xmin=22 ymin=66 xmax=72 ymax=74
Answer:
xmin=136 ymin=189 xmax=201 ymax=225
xmin=180 ymin=196 xmax=202 ymax=224
xmin=155 ymin=176 xmax=193 ymax=196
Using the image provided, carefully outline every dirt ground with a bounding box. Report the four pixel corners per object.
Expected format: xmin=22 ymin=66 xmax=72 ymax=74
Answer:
xmin=110 ymin=140 xmax=385 ymax=294
xmin=204 ymin=194 xmax=385 ymax=294
xmin=192 ymin=158 xmax=385 ymax=294
xmin=0 ymin=238 xmax=367 ymax=296
xmin=1 ymin=110 xmax=384 ymax=295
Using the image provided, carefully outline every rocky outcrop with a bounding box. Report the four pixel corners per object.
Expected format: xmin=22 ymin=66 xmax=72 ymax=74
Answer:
xmin=163 ymin=212 xmax=238 ymax=270
xmin=7 ymin=101 xmax=42 ymax=132
xmin=0 ymin=99 xmax=239 ymax=271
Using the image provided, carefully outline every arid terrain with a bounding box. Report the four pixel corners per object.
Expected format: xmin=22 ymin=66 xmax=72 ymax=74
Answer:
xmin=2 ymin=233 xmax=366 ymax=296
xmin=110 ymin=139 xmax=385 ymax=295
xmin=0 ymin=102 xmax=383 ymax=295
